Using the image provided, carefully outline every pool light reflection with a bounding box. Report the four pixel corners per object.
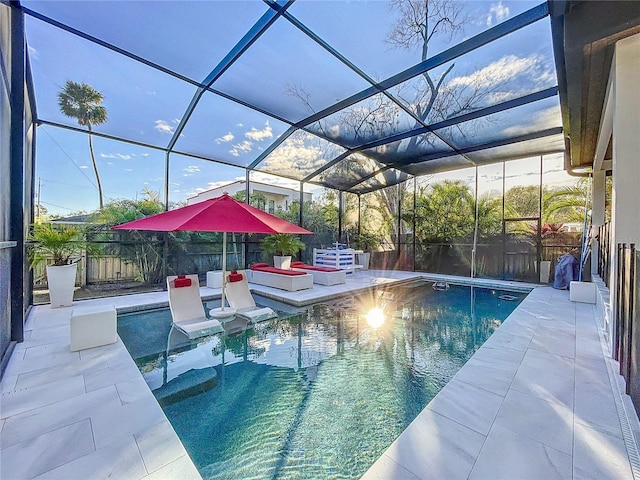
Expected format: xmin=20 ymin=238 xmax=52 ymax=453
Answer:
xmin=365 ymin=307 xmax=386 ymax=329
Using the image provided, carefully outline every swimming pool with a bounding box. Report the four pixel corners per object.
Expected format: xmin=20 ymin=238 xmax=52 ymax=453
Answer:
xmin=118 ymin=282 xmax=526 ymax=479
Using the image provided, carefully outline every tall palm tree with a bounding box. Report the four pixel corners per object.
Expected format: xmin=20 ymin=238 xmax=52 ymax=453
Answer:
xmin=58 ymin=81 xmax=108 ymax=209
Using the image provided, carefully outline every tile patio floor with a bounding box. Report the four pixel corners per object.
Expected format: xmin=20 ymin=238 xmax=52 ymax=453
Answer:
xmin=1 ymin=271 xmax=638 ymax=479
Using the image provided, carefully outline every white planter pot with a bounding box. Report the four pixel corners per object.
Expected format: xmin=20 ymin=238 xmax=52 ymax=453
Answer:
xmin=356 ymin=252 xmax=371 ymax=270
xmin=539 ymin=260 xmax=551 ymax=284
xmin=273 ymin=255 xmax=292 ymax=270
xmin=46 ymin=263 xmax=77 ymax=307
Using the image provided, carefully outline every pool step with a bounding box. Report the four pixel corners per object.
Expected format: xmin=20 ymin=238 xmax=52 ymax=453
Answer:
xmin=153 ymin=367 xmax=218 ymax=406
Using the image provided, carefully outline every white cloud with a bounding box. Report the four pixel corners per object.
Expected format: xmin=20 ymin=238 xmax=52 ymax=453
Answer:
xmin=154 ymin=120 xmax=175 ymax=134
xmin=486 ymin=2 xmax=509 ymax=26
xmin=28 ymin=45 xmax=39 ymax=60
xmin=448 ymin=54 xmax=554 ymax=97
xmin=502 ymin=106 xmax=562 ymax=136
xmin=207 ymin=180 xmax=233 ymax=189
xmin=229 ymin=140 xmax=253 ymax=157
xmin=79 ymin=165 xmax=89 ymax=169
xmin=100 ymin=153 xmax=132 ymax=160
xmin=183 ymin=165 xmax=201 ymax=174
xmin=249 ymin=172 xmax=300 ymax=190
xmin=215 ymin=132 xmax=235 ymax=144
xmin=260 ymin=133 xmax=331 ymax=177
xmin=245 ymin=122 xmax=273 ymax=141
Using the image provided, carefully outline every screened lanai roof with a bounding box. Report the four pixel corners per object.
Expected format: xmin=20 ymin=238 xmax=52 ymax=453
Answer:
xmin=21 ymin=0 xmax=564 ymax=195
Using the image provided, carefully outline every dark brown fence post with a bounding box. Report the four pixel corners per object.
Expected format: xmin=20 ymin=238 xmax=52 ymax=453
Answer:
xmin=631 ymin=247 xmax=640 ymax=411
xmin=615 ymin=243 xmax=624 ymax=361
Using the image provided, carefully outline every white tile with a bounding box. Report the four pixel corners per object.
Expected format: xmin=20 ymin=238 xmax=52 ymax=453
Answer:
xmin=0 ymin=419 xmax=95 ymax=479
xmin=451 ymin=360 xmax=516 ymax=397
xmin=91 ymin=395 xmax=167 ymax=450
xmin=0 ymin=374 xmax=18 ymax=393
xmin=135 ymin=420 xmax=187 ymax=473
xmin=530 ymin=324 xmax=576 ymax=359
xmin=33 ymin=435 xmax=147 ymax=480
xmin=0 ymin=375 xmax=86 ymax=419
xmin=481 ymin=328 xmax=532 ymax=352
xmin=384 ymin=409 xmax=486 ymax=479
xmin=494 ymin=389 xmax=574 ymax=454
xmin=573 ymin=423 xmax=634 ymax=479
xmin=116 ymin=375 xmax=152 ymax=405
xmin=360 ymin=453 xmax=422 ymax=480
xmin=142 ymin=454 xmax=202 ymax=480
xmin=469 ymin=424 xmax=572 ymax=480
xmin=511 ymin=348 xmax=575 ymax=407
xmin=426 ymin=378 xmax=504 ymax=435
xmin=5 ymin=350 xmax=82 ymax=377
xmin=84 ymin=358 xmax=143 ymax=393
xmin=575 ymin=364 xmax=624 ymax=439
xmin=1 ymin=385 xmax=121 ymax=449
xmin=14 ymin=354 xmax=109 ymax=390
xmin=24 ymin=342 xmax=75 ymax=359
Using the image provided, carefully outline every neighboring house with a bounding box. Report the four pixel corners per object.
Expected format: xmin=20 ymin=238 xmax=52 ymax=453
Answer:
xmin=187 ymin=180 xmax=312 ymax=214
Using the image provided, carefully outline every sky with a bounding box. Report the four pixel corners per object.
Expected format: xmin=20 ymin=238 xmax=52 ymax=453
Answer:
xmin=21 ymin=0 xmax=572 ymax=217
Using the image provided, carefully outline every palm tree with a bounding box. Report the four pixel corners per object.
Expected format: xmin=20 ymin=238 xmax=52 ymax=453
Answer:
xmin=58 ymin=81 xmax=108 ymax=209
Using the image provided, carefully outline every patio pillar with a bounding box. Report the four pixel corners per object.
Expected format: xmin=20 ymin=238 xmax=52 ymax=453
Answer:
xmin=609 ymin=33 xmax=640 ymax=349
xmin=590 ymin=170 xmax=606 ymax=275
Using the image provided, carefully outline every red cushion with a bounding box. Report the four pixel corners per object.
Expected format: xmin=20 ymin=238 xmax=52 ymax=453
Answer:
xmin=290 ymin=261 xmax=305 ymax=267
xmin=251 ymin=265 xmax=307 ymax=276
xmin=295 ymin=264 xmax=341 ymax=272
xmin=228 ymin=271 xmax=243 ymax=283
xmin=251 ymin=263 xmax=269 ymax=269
xmin=173 ymin=275 xmax=192 ymax=288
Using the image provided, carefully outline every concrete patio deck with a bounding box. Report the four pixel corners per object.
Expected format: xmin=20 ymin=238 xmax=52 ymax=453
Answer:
xmin=1 ymin=271 xmax=638 ymax=479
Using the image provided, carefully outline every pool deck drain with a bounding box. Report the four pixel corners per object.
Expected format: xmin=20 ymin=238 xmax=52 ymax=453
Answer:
xmin=1 ymin=270 xmax=636 ymax=479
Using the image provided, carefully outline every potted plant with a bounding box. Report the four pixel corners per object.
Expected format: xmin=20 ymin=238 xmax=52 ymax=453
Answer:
xmin=260 ymin=233 xmax=305 ymax=269
xmin=28 ymin=223 xmax=92 ymax=307
xmin=352 ymin=230 xmax=382 ymax=270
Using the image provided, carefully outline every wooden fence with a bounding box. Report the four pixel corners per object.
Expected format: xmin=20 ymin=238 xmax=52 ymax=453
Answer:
xmin=615 ymin=243 xmax=639 ymax=413
xmin=33 ymin=255 xmax=140 ymax=288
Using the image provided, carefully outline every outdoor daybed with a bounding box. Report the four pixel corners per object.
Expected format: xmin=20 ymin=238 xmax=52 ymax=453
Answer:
xmin=290 ymin=261 xmax=347 ymax=286
xmin=248 ymin=263 xmax=313 ymax=292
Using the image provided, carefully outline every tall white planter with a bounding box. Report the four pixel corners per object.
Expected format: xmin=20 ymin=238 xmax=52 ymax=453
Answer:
xmin=273 ymin=255 xmax=292 ymax=270
xmin=47 ymin=263 xmax=77 ymax=307
xmin=539 ymin=260 xmax=551 ymax=284
xmin=356 ymin=252 xmax=371 ymax=270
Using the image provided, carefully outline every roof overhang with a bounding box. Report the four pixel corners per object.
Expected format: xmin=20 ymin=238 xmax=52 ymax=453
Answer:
xmin=549 ymin=0 xmax=640 ymax=173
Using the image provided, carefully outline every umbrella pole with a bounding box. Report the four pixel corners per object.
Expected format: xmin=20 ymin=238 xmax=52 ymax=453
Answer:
xmin=221 ymin=232 xmax=227 ymax=311
xmin=210 ymin=231 xmax=235 ymax=319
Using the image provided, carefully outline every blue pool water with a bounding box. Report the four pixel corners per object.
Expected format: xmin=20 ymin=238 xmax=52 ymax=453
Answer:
xmin=118 ymin=282 xmax=526 ymax=480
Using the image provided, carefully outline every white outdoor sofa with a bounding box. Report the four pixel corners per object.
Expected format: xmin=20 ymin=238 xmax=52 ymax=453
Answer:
xmin=247 ymin=264 xmax=313 ymax=292
xmin=290 ymin=261 xmax=347 ymax=286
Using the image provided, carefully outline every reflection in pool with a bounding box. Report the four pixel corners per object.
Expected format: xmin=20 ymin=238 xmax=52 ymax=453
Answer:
xmin=118 ymin=282 xmax=526 ymax=479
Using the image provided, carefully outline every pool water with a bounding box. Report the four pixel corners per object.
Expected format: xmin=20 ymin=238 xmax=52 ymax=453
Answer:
xmin=118 ymin=282 xmax=526 ymax=480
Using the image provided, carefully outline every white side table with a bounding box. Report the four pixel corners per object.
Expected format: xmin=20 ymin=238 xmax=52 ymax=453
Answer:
xmin=206 ymin=271 xmax=223 ymax=288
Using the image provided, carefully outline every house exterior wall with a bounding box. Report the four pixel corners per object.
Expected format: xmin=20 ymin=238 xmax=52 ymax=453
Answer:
xmin=187 ymin=181 xmax=312 ymax=213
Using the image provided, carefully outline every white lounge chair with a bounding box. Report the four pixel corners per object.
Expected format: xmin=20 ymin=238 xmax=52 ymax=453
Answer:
xmin=290 ymin=261 xmax=347 ymax=285
xmin=248 ymin=264 xmax=314 ymax=292
xmin=167 ymin=274 xmax=224 ymax=339
xmin=224 ymin=270 xmax=277 ymax=323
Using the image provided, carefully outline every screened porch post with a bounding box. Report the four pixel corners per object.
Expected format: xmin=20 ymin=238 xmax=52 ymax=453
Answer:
xmin=471 ymin=166 xmax=479 ymax=279
xmin=162 ymin=151 xmax=170 ymax=287
xmin=413 ymin=178 xmax=416 ymax=272
xmin=338 ymin=190 xmax=343 ymax=243
xmin=299 ymin=182 xmax=303 ymax=228
xmin=244 ymin=170 xmax=251 ymax=269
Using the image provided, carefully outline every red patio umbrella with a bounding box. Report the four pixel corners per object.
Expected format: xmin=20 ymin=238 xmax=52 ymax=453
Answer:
xmin=112 ymin=193 xmax=312 ymax=317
